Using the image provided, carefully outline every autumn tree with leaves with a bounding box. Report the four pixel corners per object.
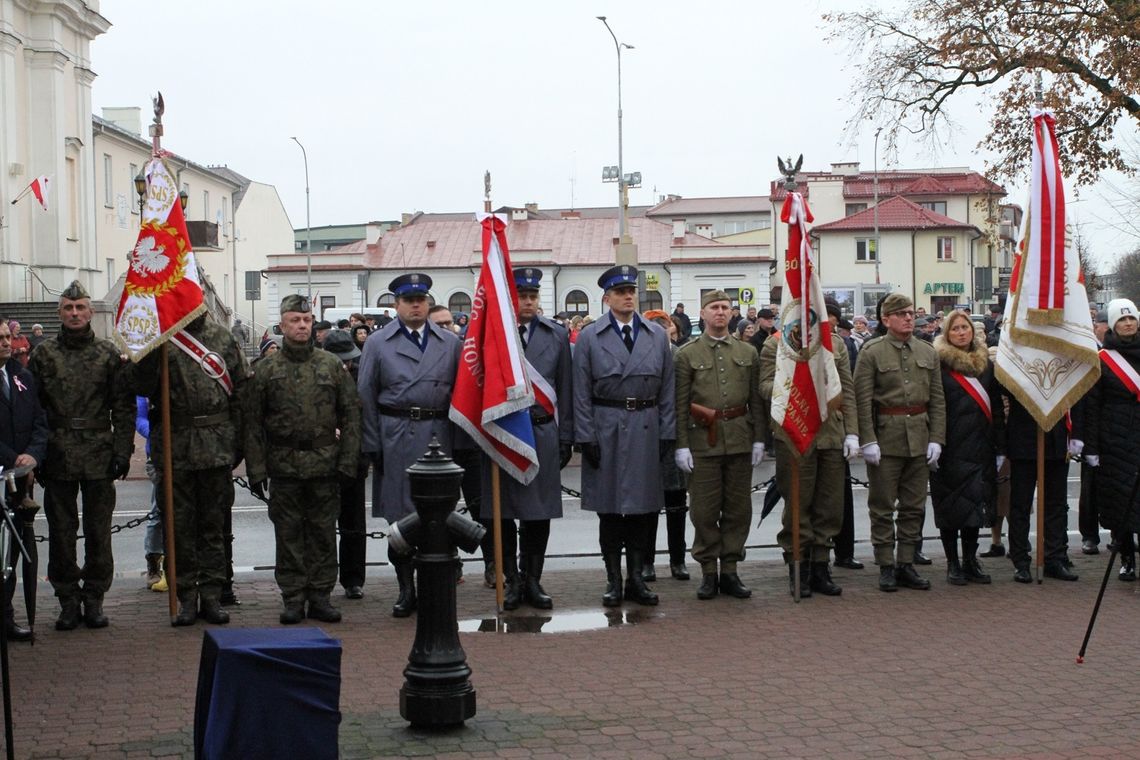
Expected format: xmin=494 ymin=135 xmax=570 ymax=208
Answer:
xmin=828 ymin=1 xmax=1140 ymax=185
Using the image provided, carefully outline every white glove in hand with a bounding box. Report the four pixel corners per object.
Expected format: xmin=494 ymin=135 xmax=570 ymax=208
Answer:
xmin=862 ymin=443 xmax=881 ymax=466
xmin=751 ymin=442 xmax=765 ymax=467
xmin=842 ymin=435 xmax=860 ymax=462
xmin=1068 ymin=439 xmax=1084 ymax=457
xmin=996 ymin=455 xmax=1006 ymax=471
xmin=1085 ymin=454 xmax=1100 ymax=467
xmin=926 ymin=442 xmax=942 ymax=467
xmin=674 ymin=447 xmax=694 ymax=473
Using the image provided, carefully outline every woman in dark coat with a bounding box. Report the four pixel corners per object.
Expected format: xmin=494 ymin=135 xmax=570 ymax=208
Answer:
xmin=1080 ymin=298 xmax=1140 ymax=580
xmin=930 ymin=311 xmax=1004 ymax=585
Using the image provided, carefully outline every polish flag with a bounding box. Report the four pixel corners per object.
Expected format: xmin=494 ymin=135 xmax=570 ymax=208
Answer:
xmin=9 ymin=176 xmax=50 ymax=211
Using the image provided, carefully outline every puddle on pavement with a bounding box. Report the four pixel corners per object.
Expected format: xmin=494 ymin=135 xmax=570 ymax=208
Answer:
xmin=458 ymin=608 xmax=662 ymax=633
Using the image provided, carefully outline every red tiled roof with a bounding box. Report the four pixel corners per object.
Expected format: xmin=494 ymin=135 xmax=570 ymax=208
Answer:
xmin=811 ymin=195 xmax=980 ymax=233
xmin=362 ymin=216 xmax=732 ymax=269
xmin=769 ymin=169 xmax=1005 ymax=201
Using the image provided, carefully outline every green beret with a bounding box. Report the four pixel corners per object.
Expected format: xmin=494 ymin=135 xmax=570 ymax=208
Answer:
xmin=880 ymin=292 xmax=913 ymax=316
xmin=701 ymin=290 xmax=732 ymax=308
xmin=59 ymin=280 xmax=90 ymax=301
xmin=280 ymin=294 xmax=312 ymax=314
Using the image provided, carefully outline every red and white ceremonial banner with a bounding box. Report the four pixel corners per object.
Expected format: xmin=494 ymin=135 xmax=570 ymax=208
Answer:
xmin=995 ymin=108 xmax=1099 ymax=430
xmin=9 ymin=175 xmax=50 ymax=211
xmin=114 ymin=157 xmax=206 ymax=360
xmin=770 ymin=191 xmax=842 ymax=455
xmin=449 ymin=213 xmax=540 ymax=485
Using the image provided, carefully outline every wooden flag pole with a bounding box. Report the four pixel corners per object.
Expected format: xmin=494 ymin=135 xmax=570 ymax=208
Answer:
xmin=491 ymin=462 xmax=505 ymax=612
xmin=791 ymin=455 xmax=801 ymax=603
xmin=160 ymin=343 xmax=179 ymax=621
xmin=1036 ymin=426 xmax=1045 ymax=584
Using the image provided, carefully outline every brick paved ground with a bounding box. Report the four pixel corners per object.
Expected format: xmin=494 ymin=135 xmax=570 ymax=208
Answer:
xmin=4 ymin=551 xmax=1139 ymax=759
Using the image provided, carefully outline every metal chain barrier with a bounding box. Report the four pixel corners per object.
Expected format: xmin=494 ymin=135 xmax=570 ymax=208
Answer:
xmin=232 ymin=475 xmax=388 ymax=540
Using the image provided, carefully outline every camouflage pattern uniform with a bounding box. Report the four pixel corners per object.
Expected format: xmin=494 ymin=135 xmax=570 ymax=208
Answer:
xmin=245 ymin=331 xmax=362 ymax=608
xmin=30 ymin=324 xmax=134 ymax=613
xmin=128 ymin=316 xmax=247 ymax=614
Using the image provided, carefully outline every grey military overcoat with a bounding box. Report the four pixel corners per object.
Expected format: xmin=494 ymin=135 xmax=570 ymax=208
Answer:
xmin=358 ymin=320 xmax=460 ymax=521
xmin=572 ymin=314 xmax=676 ymax=515
xmin=480 ymin=316 xmax=574 ymax=520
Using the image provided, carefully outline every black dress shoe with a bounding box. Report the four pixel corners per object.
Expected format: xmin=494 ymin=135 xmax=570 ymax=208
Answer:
xmin=344 ymin=585 xmax=364 ymax=600
xmin=912 ymin=551 xmax=933 ymax=566
xmin=980 ymin=543 xmax=1006 ymax=558
xmin=1013 ymin=566 xmax=1033 ymax=584
xmin=895 ymin=563 xmax=931 ymax=590
xmin=834 ymin=557 xmax=864 ymax=570
xmin=878 ymin=565 xmax=898 ymax=592
xmin=1081 ymin=540 xmax=1100 ymax=555
xmin=1119 ymin=557 xmax=1136 ymax=582
xmin=697 ymin=573 xmax=719 ymax=600
xmin=669 ymin=562 xmax=690 ymax=580
xmin=1044 ymin=562 xmax=1079 ymax=581
xmin=5 ymin=622 xmax=32 ymax=642
xmin=719 ymin=572 xmax=752 ymax=599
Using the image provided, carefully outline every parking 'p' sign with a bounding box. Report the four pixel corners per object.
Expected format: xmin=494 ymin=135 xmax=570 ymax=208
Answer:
xmin=740 ymin=288 xmax=755 ymax=305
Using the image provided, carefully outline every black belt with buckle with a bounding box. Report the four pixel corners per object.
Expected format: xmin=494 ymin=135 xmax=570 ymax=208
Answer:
xmin=172 ymin=410 xmax=230 ymax=428
xmin=378 ymin=404 xmax=447 ymax=421
xmin=268 ymin=432 xmax=337 ymax=451
xmin=530 ymin=407 xmax=554 ymax=425
xmin=50 ymin=416 xmax=112 ymax=431
xmin=591 ymin=396 xmax=656 ymax=411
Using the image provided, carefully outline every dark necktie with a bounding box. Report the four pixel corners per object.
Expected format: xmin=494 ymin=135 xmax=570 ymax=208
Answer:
xmin=622 ymin=324 xmax=634 ymax=352
xmin=1 ymin=369 xmax=8 ymax=401
xmin=518 ymin=324 xmax=528 ymax=349
xmin=409 ymin=329 xmax=422 ymax=351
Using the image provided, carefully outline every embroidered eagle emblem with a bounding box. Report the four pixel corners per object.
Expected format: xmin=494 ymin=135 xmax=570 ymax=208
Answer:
xmin=131 ymin=236 xmax=170 ymax=276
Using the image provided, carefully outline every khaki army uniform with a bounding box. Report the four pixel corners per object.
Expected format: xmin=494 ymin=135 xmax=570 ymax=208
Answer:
xmin=758 ymin=332 xmax=857 ymax=564
xmin=854 ymin=334 xmax=946 ymax=566
xmin=675 ymin=333 xmax=766 ymax=576
xmin=245 ymin=339 xmax=362 ymax=607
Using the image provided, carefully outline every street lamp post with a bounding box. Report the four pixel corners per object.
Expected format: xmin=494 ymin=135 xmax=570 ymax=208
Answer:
xmin=873 ymin=127 xmax=881 ymax=286
xmin=597 ymin=16 xmax=638 ymax=267
xmin=290 ymin=136 xmax=312 ymax=299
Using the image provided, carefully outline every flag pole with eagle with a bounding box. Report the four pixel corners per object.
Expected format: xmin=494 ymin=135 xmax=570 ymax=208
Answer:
xmin=112 ymin=93 xmax=207 ymax=623
xmin=770 ymin=154 xmax=843 ymax=601
xmin=995 ymin=78 xmax=1100 ymax=583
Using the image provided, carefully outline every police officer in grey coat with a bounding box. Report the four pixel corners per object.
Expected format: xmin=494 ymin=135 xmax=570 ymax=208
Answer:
xmin=480 ymin=267 xmax=574 ymax=610
xmin=358 ymin=273 xmax=461 ymax=617
xmin=573 ymin=265 xmax=677 ymax=606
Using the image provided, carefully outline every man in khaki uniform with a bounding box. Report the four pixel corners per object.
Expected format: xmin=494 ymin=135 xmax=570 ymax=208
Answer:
xmin=759 ymin=325 xmax=859 ymax=598
xmin=854 ymin=292 xmax=946 ymax=591
xmin=674 ymin=290 xmax=767 ymax=600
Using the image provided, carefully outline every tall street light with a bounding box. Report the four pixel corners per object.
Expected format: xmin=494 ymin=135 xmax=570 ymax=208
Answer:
xmin=873 ymin=126 xmax=881 ymax=286
xmin=597 ymin=16 xmax=637 ymax=266
xmin=291 ymin=136 xmax=312 ymax=298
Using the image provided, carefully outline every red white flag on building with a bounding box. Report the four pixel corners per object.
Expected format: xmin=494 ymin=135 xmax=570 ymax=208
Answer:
xmin=114 ymin=157 xmax=206 ymax=360
xmin=770 ymin=191 xmax=842 ymax=455
xmin=9 ymin=176 xmax=50 ymax=211
xmin=995 ymin=108 xmax=1099 ymax=429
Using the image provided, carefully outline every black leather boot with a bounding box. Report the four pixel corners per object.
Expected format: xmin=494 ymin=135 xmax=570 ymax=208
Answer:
xmin=719 ymin=571 xmax=751 ymax=598
xmin=522 ymin=554 xmax=553 ymax=609
xmin=809 ymin=562 xmax=841 ymax=596
xmin=392 ymin=560 xmax=417 ymax=618
xmin=895 ymin=563 xmax=931 ymax=590
xmin=666 ymin=510 xmax=689 ymax=580
xmin=697 ymin=572 xmax=719 ymax=600
xmin=624 ymin=551 xmax=658 ymax=605
xmin=82 ymin=594 xmax=109 ymax=628
xmin=878 ymin=565 xmax=898 ymax=592
xmin=173 ymin=593 xmax=198 ymax=627
xmin=962 ymin=557 xmax=992 ymax=584
xmin=787 ymin=562 xmax=812 ymax=597
xmin=279 ymin=598 xmax=305 ymax=625
xmin=502 ymin=558 xmax=522 ymax=611
xmin=602 ymin=553 xmax=623 ymax=607
xmin=946 ymin=559 xmax=967 ymax=585
xmin=306 ymin=594 xmax=342 ymax=623
xmin=55 ymin=597 xmax=81 ymax=631
xmin=643 ymin=514 xmax=659 ymax=582
xmin=199 ymin=596 xmax=231 ymax=625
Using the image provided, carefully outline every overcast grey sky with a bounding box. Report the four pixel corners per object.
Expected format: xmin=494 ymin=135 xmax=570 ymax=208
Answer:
xmin=91 ymin=0 xmax=1134 ymax=267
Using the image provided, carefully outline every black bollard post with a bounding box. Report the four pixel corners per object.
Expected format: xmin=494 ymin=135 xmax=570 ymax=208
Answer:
xmin=390 ymin=437 xmax=487 ymax=728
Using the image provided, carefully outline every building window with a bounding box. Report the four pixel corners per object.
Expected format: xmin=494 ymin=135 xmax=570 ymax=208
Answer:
xmin=642 ymin=291 xmax=663 ymax=310
xmin=919 ymin=201 xmax=947 ymax=216
xmin=66 ymin=157 xmax=79 ymax=240
xmin=855 ymin=238 xmax=878 ymax=262
xmin=845 ymin=203 xmax=867 ymax=217
xmin=565 ymin=289 xmax=590 ymax=316
xmin=106 ymin=258 xmax=115 ymax=292
xmin=103 ymin=154 xmax=113 ymax=207
xmin=203 ymin=190 xmax=210 ymax=220
xmin=129 ymin=163 xmax=139 ymax=214
xmin=221 ymin=196 xmax=229 ymax=236
xmin=376 ymin=292 xmax=395 ymax=309
xmin=937 ymin=237 xmax=955 ymax=261
xmin=448 ymin=292 xmax=472 ymax=314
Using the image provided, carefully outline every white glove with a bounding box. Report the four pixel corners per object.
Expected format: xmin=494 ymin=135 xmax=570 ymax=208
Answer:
xmin=842 ymin=435 xmax=860 ymax=462
xmin=862 ymin=442 xmax=881 ymax=466
xmin=926 ymin=442 xmax=942 ymax=467
xmin=751 ymin=442 xmax=766 ymax=467
xmin=1068 ymin=439 xmax=1084 ymax=457
xmin=1085 ymin=454 xmax=1100 ymax=467
xmin=675 ymin=448 xmax=694 ymax=473
xmin=996 ymin=455 xmax=1006 ymax=471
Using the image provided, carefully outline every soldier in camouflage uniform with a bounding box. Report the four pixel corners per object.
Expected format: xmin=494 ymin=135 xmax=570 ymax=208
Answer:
xmin=128 ymin=312 xmax=248 ymax=626
xmin=30 ymin=281 xmax=135 ymax=630
xmin=245 ymin=294 xmax=362 ymax=624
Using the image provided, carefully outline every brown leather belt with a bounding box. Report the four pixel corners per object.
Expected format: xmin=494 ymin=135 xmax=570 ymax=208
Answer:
xmin=378 ymin=404 xmax=447 ymax=420
xmin=268 ymin=432 xmax=337 ymax=451
xmin=878 ymin=404 xmax=928 ymax=416
xmin=530 ymin=407 xmax=554 ymax=425
xmin=592 ymin=397 xmax=656 ymax=411
xmin=50 ymin=416 xmax=111 ymax=431
xmin=172 ymin=411 xmax=230 ymax=428
xmin=689 ymin=403 xmax=749 ymax=447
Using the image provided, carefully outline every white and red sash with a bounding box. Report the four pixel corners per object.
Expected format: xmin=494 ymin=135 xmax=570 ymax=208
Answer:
xmin=1100 ymin=349 xmax=1140 ymax=403
xmin=948 ymin=370 xmax=992 ymax=422
xmin=171 ymin=330 xmax=233 ymax=395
